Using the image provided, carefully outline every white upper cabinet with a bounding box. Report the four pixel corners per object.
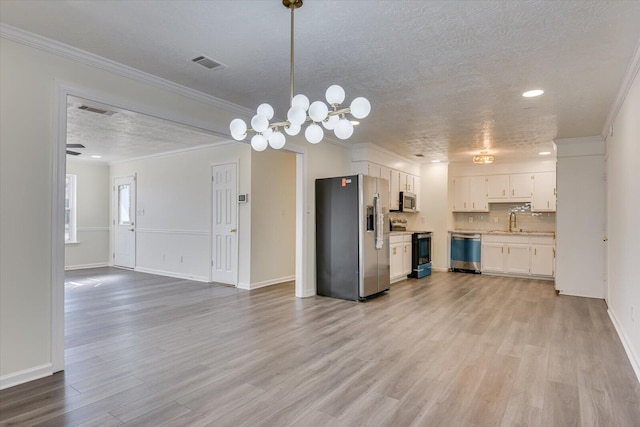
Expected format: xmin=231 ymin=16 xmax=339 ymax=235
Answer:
xmin=351 ymin=160 xmax=419 ymax=212
xmin=486 ymin=174 xmax=532 ymax=202
xmin=510 ymin=174 xmax=533 ymax=199
xmin=390 ymin=170 xmax=401 ymax=210
xmin=487 ymin=175 xmax=509 ymax=199
xmin=532 ymin=171 xmax=556 ymax=212
xmin=452 ymin=176 xmax=488 ymax=212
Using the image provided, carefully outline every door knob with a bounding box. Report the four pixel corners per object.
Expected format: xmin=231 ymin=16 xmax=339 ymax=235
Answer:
xmin=129 ymin=228 xmax=134 ymax=232
xmin=230 ymin=228 xmax=237 ymax=232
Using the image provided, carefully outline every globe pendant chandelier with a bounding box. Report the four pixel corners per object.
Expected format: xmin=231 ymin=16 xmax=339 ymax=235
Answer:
xmin=229 ymin=0 xmax=371 ymax=151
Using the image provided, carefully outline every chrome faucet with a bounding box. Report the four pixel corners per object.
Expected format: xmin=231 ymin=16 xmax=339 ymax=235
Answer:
xmin=509 ymin=212 xmax=517 ymax=232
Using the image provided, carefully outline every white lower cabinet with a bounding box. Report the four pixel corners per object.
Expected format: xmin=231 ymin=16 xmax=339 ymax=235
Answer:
xmin=481 ymin=234 xmax=555 ymax=278
xmin=530 ymin=236 xmax=555 ymax=276
xmin=390 ymin=234 xmax=413 ymax=283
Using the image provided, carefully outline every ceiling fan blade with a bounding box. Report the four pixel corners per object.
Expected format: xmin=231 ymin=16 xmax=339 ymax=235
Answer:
xmin=66 ymin=143 xmax=86 ymax=149
xmin=66 ymin=150 xmax=81 ymax=156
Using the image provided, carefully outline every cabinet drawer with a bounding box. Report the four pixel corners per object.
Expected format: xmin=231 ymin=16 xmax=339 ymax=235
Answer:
xmin=403 ymin=234 xmax=413 ymax=243
xmin=390 ymin=235 xmax=404 ymax=244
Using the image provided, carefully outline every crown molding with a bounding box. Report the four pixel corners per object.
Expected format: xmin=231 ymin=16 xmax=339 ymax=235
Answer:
xmin=0 ymin=23 xmax=254 ymax=118
xmin=602 ymin=38 xmax=640 ymax=137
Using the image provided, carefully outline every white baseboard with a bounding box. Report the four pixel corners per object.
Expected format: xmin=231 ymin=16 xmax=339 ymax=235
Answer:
xmin=238 ymin=275 xmax=295 ymax=290
xmin=432 ymin=267 xmax=449 ymax=272
xmin=607 ymin=309 xmax=640 ymax=384
xmin=0 ymin=363 xmax=53 ymax=390
xmin=134 ymin=267 xmax=208 ymax=283
xmin=65 ymin=262 xmax=110 ymax=271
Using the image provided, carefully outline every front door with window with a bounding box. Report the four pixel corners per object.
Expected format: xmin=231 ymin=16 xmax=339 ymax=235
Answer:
xmin=113 ymin=176 xmax=136 ymax=269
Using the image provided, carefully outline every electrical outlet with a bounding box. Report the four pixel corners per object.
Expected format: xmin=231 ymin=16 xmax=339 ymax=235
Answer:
xmin=421 ymin=216 xmax=426 ymax=224
xmin=493 ymin=217 xmax=499 ymax=223
xmin=180 ymin=256 xmax=184 ymax=263
xmin=468 ymin=216 xmax=473 ymax=223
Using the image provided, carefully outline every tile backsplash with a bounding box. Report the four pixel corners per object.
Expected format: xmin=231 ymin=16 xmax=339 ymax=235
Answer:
xmin=453 ymin=203 xmax=556 ymax=232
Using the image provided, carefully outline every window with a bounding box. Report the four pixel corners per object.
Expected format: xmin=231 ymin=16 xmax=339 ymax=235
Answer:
xmin=65 ymin=174 xmax=77 ymax=243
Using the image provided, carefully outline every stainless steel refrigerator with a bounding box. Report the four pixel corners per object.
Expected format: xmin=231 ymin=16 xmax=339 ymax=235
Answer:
xmin=315 ymin=175 xmax=390 ymax=301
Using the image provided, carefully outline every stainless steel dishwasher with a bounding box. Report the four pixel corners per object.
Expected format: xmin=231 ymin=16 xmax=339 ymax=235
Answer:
xmin=450 ymin=232 xmax=481 ymax=273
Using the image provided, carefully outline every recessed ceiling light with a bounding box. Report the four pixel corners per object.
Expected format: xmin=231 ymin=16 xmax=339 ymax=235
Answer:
xmin=538 ymin=151 xmax=551 ymax=156
xmin=523 ymin=89 xmax=544 ymax=98
xmin=415 ymin=154 xmax=424 ymax=158
xmin=350 ymin=120 xmax=360 ymax=125
xmin=431 ymin=160 xmax=441 ymax=163
xmin=91 ymin=155 xmax=102 ymax=159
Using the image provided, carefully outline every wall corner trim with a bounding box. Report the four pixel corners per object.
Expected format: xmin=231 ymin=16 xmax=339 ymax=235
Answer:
xmin=0 ymin=363 xmax=53 ymax=390
xmin=607 ymin=309 xmax=640 ymax=384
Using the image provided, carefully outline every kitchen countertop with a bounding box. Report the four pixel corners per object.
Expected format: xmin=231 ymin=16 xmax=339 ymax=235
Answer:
xmin=390 ymin=230 xmax=433 ymax=235
xmin=450 ymin=230 xmax=555 ymax=237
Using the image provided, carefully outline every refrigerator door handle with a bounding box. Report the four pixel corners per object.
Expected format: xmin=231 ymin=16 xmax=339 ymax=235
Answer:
xmin=374 ymin=193 xmax=384 ymax=249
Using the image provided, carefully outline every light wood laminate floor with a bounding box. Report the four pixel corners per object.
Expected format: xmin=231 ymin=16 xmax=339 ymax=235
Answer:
xmin=1 ymin=268 xmax=639 ymax=426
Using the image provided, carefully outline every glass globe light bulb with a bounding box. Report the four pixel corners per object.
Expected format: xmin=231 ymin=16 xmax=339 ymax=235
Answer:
xmin=305 ymin=123 xmax=324 ymax=144
xmin=251 ymin=114 xmax=269 ymax=133
xmin=268 ymin=131 xmax=286 ymax=149
xmin=251 ymin=134 xmax=268 ymax=151
xmin=308 ymin=101 xmax=329 ymax=122
xmin=350 ymin=97 xmax=371 ymax=119
xmin=334 ymin=118 xmax=354 ymax=140
xmin=230 ymin=118 xmax=247 ymax=137
xmin=322 ymin=114 xmax=339 ymax=130
xmin=325 ymin=84 xmax=345 ymax=105
xmin=291 ymin=94 xmax=310 ymax=111
xmin=287 ymin=106 xmax=307 ymax=126
xmin=256 ymin=103 xmax=274 ymax=120
xmin=284 ymin=124 xmax=301 ymax=136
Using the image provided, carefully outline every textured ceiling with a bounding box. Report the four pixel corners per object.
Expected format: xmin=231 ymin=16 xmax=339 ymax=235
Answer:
xmin=66 ymin=97 xmax=224 ymax=163
xmin=3 ymin=1 xmax=640 ymax=163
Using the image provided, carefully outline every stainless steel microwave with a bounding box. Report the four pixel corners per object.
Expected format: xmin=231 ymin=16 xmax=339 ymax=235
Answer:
xmin=399 ymin=191 xmax=417 ymax=212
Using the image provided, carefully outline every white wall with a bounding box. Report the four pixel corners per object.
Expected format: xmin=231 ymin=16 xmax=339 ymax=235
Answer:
xmin=109 ymin=143 xmax=251 ymax=283
xmin=65 ymin=159 xmax=110 ymax=269
xmin=249 ymin=149 xmax=296 ymax=288
xmin=555 ymin=137 xmax=605 ymax=298
xmin=419 ymin=163 xmax=450 ymax=270
xmin=605 ymin=65 xmax=640 ymax=379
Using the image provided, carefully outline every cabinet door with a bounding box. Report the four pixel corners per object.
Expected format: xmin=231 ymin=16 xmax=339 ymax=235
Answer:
xmin=469 ymin=176 xmax=488 ymax=211
xmin=506 ymin=244 xmax=530 ymax=274
xmin=487 ymin=175 xmax=509 ymax=199
xmin=398 ymin=171 xmax=408 ymax=192
xmin=452 ymin=177 xmax=469 ymax=211
xmin=403 ymin=242 xmax=412 ymax=276
xmin=368 ymin=163 xmax=382 ymax=178
xmin=390 ymin=243 xmax=403 ymax=280
xmin=413 ymin=177 xmax=421 ymax=212
xmin=532 ymin=172 xmax=556 ymax=212
xmin=482 ymin=243 xmax=505 ymax=272
xmin=405 ymin=174 xmax=414 ymax=193
xmin=390 ymin=171 xmax=401 ymax=211
xmin=510 ymin=174 xmax=532 ymax=199
xmin=531 ymin=245 xmax=554 ymax=276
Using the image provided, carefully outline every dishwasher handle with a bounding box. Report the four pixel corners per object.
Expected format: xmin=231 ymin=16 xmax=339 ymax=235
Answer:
xmin=451 ymin=233 xmax=481 ymax=240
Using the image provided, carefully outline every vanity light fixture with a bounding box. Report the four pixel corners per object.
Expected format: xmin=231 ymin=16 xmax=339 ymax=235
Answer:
xmin=229 ymin=0 xmax=371 ymax=151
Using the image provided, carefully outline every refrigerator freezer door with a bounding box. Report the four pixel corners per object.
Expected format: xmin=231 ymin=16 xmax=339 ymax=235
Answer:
xmin=315 ymin=176 xmax=360 ymax=300
xmin=360 ymin=175 xmax=379 ymax=298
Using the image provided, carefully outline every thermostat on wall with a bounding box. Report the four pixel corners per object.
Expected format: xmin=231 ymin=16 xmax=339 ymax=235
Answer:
xmin=238 ymin=194 xmax=248 ymax=204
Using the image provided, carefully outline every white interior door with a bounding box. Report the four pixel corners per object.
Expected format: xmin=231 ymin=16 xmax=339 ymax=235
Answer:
xmin=211 ymin=163 xmax=238 ymax=285
xmin=113 ymin=176 xmax=136 ymax=269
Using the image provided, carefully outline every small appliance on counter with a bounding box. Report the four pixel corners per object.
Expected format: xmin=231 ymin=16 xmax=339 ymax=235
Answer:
xmin=410 ymin=232 xmax=432 ymax=278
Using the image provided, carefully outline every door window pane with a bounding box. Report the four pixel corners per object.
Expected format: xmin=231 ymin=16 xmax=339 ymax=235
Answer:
xmin=118 ymin=184 xmax=132 ymax=225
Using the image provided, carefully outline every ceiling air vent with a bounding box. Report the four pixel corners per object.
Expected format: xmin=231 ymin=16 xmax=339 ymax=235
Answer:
xmin=78 ymin=105 xmax=116 ymax=116
xmin=191 ymin=55 xmax=225 ymax=70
